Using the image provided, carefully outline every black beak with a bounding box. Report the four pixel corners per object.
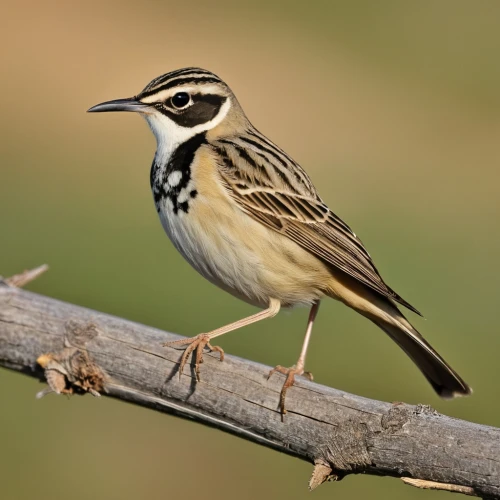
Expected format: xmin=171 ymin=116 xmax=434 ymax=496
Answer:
xmin=87 ymin=97 xmax=150 ymax=113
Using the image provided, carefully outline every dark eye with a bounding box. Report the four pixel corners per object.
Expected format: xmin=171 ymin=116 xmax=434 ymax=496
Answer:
xmin=170 ymin=92 xmax=191 ymax=109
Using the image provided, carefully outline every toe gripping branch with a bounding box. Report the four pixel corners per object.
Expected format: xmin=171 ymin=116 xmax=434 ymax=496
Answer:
xmin=267 ymin=365 xmax=313 ymax=417
xmin=163 ymin=334 xmax=224 ymax=381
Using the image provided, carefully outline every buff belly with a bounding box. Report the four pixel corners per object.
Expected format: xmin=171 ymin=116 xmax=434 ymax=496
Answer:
xmin=156 ymin=192 xmax=332 ymax=309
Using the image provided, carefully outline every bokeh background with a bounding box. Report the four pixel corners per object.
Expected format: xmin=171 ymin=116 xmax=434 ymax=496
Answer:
xmin=1 ymin=1 xmax=499 ymax=499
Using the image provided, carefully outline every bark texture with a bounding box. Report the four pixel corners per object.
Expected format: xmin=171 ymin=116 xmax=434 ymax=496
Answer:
xmin=0 ymin=280 xmax=498 ymax=498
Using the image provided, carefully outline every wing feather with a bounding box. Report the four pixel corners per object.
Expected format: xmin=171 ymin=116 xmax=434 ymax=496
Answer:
xmin=213 ymin=138 xmax=421 ymax=315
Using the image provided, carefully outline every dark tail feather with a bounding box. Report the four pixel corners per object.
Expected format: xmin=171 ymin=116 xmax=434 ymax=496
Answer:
xmin=370 ymin=316 xmax=471 ymax=398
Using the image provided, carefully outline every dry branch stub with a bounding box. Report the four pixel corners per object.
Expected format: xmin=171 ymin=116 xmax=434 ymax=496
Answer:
xmin=402 ymin=477 xmax=478 ymax=497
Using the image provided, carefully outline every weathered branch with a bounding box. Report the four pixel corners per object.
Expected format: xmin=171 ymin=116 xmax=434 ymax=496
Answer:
xmin=0 ymin=270 xmax=499 ymax=498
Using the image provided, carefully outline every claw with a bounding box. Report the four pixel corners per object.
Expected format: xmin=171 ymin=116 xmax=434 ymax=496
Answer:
xmin=268 ymin=364 xmax=313 ymax=418
xmin=163 ymin=334 xmax=224 ymax=381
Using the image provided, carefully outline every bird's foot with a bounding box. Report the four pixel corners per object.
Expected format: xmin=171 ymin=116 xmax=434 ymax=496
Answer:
xmin=267 ymin=364 xmax=313 ymax=417
xmin=163 ymin=334 xmax=224 ymax=381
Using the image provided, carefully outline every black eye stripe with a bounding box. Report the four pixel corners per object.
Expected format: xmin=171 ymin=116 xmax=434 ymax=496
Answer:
xmin=160 ymin=93 xmax=221 ymax=110
xmin=157 ymin=94 xmax=227 ymax=127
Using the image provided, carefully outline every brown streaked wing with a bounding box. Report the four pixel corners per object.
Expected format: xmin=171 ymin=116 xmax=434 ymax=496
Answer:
xmin=216 ymin=145 xmax=421 ymax=316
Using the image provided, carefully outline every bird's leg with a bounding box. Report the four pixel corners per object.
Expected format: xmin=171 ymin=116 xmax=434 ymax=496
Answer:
xmin=268 ymin=300 xmax=320 ymax=416
xmin=164 ymin=298 xmax=281 ymax=381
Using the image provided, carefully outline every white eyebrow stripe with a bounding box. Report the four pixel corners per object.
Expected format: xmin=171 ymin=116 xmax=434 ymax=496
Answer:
xmin=140 ymin=84 xmax=226 ymax=104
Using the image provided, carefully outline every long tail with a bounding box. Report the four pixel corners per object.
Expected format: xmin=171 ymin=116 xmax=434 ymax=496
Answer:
xmin=369 ymin=313 xmax=471 ymax=398
xmin=328 ymin=272 xmax=471 ymax=398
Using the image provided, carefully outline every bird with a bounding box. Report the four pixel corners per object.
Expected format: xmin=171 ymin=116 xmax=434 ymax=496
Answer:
xmin=88 ymin=67 xmax=471 ymax=414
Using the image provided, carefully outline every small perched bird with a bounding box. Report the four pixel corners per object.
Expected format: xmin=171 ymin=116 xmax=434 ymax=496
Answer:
xmin=89 ymin=67 xmax=471 ymax=413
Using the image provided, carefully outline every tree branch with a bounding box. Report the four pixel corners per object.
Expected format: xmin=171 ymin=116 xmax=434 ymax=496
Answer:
xmin=0 ymin=271 xmax=499 ymax=498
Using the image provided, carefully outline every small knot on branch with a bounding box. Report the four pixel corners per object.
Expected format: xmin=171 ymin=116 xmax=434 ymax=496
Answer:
xmin=36 ymin=347 xmax=106 ymax=399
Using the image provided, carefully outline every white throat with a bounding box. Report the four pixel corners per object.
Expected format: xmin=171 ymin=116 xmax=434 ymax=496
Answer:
xmin=143 ymin=98 xmax=231 ymax=166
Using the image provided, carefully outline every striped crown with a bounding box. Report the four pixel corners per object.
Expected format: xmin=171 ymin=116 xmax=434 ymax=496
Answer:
xmin=140 ymin=67 xmax=226 ymax=97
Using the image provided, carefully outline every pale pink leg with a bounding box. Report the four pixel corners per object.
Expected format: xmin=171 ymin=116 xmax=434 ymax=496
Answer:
xmin=268 ymin=301 xmax=321 ymax=416
xmin=164 ymin=298 xmax=281 ymax=381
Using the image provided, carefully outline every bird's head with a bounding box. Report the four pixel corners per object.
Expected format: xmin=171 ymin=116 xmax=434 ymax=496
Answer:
xmin=88 ymin=67 xmax=245 ymax=152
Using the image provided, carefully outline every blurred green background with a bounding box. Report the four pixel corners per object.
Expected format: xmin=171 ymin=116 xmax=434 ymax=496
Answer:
xmin=1 ymin=1 xmax=499 ymax=499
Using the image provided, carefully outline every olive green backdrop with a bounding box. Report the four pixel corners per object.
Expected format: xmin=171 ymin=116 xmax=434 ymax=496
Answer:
xmin=1 ymin=1 xmax=499 ymax=499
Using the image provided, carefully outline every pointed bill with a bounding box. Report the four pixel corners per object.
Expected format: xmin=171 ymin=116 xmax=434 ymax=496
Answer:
xmin=87 ymin=97 xmax=150 ymax=113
